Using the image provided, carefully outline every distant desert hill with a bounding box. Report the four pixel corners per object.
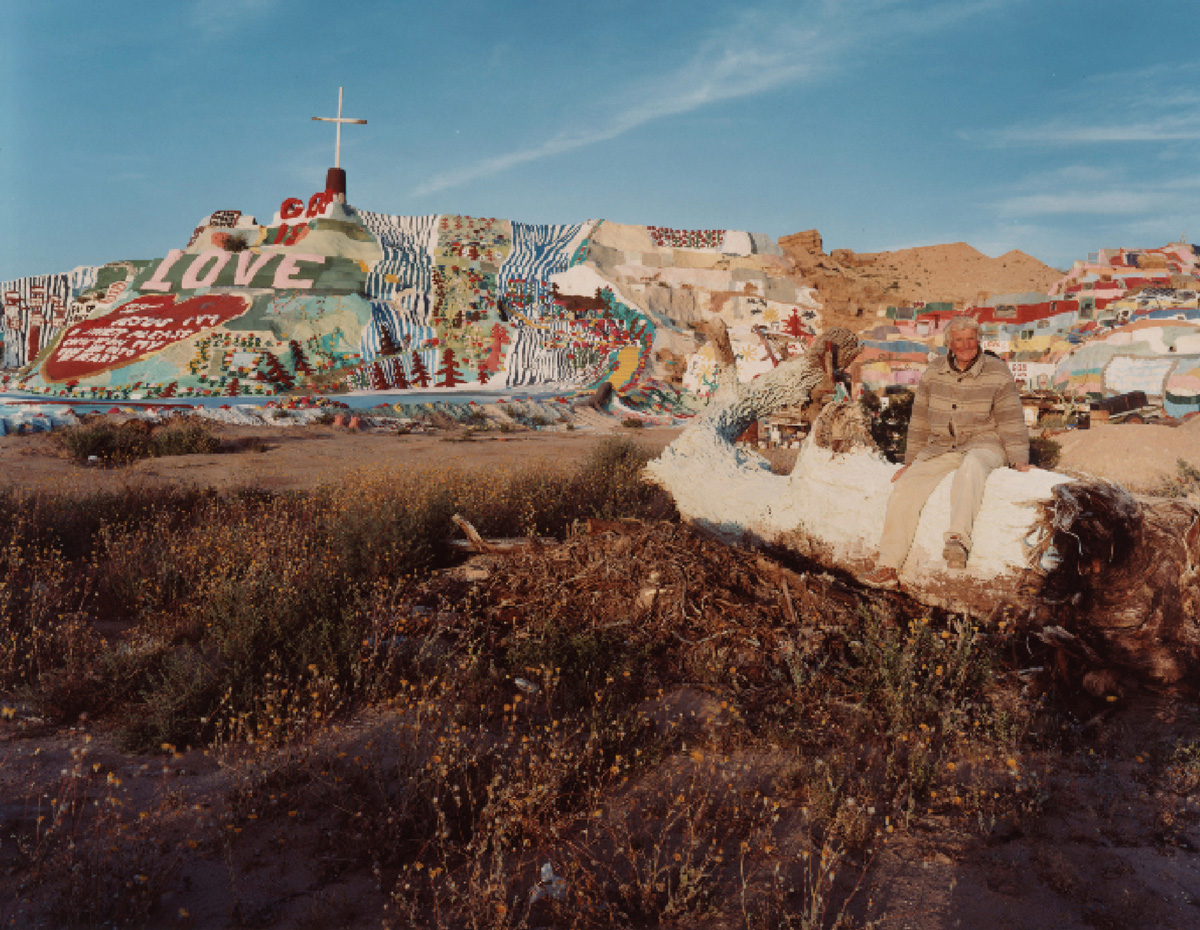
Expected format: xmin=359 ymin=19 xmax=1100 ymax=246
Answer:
xmin=779 ymin=231 xmax=1062 ymax=326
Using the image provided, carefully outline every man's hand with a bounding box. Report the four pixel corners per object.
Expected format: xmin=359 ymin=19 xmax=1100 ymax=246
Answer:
xmin=891 ymin=464 xmax=910 ymax=483
xmin=1013 ymin=463 xmax=1032 ymax=472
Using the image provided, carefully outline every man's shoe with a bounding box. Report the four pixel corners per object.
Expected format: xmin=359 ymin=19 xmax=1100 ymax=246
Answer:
xmin=943 ymin=539 xmax=968 ymax=569
xmin=863 ymin=566 xmax=900 ymax=589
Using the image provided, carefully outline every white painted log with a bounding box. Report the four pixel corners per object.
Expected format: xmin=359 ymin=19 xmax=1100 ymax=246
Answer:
xmin=646 ymin=414 xmax=1067 ymax=615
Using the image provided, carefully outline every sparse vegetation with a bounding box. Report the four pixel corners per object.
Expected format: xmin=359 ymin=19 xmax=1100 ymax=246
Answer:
xmin=218 ymin=233 xmax=250 ymax=252
xmin=55 ymin=417 xmax=222 ymax=464
xmin=0 ymin=435 xmax=1193 ymax=928
xmin=860 ymin=388 xmax=912 ymax=462
xmin=1147 ymin=457 xmax=1200 ymax=497
xmin=1029 ymin=434 xmax=1061 ymax=469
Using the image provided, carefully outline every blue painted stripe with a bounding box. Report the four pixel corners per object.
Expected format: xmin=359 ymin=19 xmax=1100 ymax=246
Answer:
xmin=498 ymin=222 xmax=586 ymax=317
xmin=356 ymin=211 xmax=439 ymax=301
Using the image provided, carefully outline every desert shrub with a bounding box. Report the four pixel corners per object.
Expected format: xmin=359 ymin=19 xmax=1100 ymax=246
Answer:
xmin=322 ymin=474 xmax=460 ymax=580
xmin=114 ymin=645 xmax=223 ymax=749
xmin=1147 ymin=458 xmax=1200 ymax=498
xmin=4 ymin=482 xmax=1084 ymax=928
xmin=56 ymin=418 xmax=152 ymax=463
xmin=55 ymin=417 xmax=221 ymax=464
xmin=29 ymin=799 xmax=179 ymax=929
xmin=861 ymin=389 xmax=912 ymax=462
xmin=0 ymin=443 xmax=678 ymax=748
xmin=149 ymin=419 xmax=222 ymax=457
xmin=846 ymin=614 xmax=993 ymax=803
xmin=1029 ymin=434 xmax=1061 ymax=469
xmin=0 ymin=529 xmax=86 ymax=692
xmin=0 ymin=485 xmax=215 ymax=564
xmin=564 ymin=436 xmax=676 ymax=524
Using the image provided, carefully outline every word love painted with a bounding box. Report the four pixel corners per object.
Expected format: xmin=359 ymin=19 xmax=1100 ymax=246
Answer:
xmin=141 ymin=249 xmax=327 ymax=293
xmin=42 ymin=293 xmax=250 ymax=382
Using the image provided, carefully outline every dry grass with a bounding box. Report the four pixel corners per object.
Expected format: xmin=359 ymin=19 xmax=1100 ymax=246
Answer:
xmin=1 ymin=438 xmax=1194 ymax=928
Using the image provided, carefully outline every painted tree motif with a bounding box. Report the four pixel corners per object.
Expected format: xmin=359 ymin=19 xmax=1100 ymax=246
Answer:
xmin=262 ymin=352 xmax=296 ymax=391
xmin=784 ymin=308 xmax=809 ymax=339
xmin=289 ymin=340 xmax=314 ymax=377
xmin=486 ymin=323 xmax=511 ymax=374
xmin=437 ymin=348 xmax=464 ymax=387
xmin=378 ymin=327 xmax=399 ymax=357
xmin=410 ymin=351 xmax=432 ymax=388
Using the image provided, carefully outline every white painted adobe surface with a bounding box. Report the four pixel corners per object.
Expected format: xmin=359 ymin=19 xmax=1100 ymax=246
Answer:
xmin=647 ymin=426 xmax=1072 ymax=590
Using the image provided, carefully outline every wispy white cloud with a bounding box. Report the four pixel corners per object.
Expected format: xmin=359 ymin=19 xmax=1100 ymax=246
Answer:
xmin=413 ymin=0 xmax=1018 ymax=196
xmin=189 ymin=0 xmax=278 ymax=39
xmin=980 ymin=63 xmax=1200 ymax=147
xmin=993 ymin=162 xmax=1200 ymax=222
xmin=987 ymin=117 xmax=1200 ymax=146
xmin=998 ymin=189 xmax=1179 ymax=216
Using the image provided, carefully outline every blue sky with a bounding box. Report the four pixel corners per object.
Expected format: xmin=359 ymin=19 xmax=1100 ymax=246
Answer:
xmin=3 ymin=0 xmax=1198 ymax=282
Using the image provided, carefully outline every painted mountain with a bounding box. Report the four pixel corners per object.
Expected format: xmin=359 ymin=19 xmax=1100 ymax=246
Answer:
xmin=1 ymin=188 xmax=818 ymax=411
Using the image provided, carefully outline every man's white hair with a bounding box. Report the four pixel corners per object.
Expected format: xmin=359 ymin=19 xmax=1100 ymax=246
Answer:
xmin=943 ymin=316 xmax=981 ymax=340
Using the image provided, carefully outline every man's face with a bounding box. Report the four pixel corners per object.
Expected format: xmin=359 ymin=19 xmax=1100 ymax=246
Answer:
xmin=948 ymin=330 xmax=980 ymax=367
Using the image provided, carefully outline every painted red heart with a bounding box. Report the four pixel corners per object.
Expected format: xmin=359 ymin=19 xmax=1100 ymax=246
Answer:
xmin=42 ymin=292 xmax=250 ymax=382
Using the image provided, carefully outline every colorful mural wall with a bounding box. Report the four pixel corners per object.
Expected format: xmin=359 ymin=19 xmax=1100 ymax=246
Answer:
xmin=858 ymin=241 xmax=1200 ymax=416
xmin=1 ymin=191 xmax=810 ymax=411
xmin=19 ymin=188 xmax=1195 ymax=415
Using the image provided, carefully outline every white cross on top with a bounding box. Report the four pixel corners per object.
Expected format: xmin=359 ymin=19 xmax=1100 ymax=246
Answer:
xmin=312 ymin=87 xmax=367 ymax=169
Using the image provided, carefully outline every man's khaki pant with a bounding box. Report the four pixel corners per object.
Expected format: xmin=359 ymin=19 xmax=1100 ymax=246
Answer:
xmin=877 ymin=448 xmax=1005 ymax=570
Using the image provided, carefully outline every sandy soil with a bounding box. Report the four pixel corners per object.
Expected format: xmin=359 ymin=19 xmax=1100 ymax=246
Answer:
xmin=853 ymin=242 xmax=1062 ymax=306
xmin=3 ymin=416 xmax=1193 ymax=498
xmin=1052 ymin=417 xmax=1200 ymax=491
xmin=0 ymin=423 xmax=686 ymax=495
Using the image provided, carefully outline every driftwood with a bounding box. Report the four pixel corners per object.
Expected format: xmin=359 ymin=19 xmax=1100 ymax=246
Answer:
xmin=646 ymin=327 xmax=1200 ymax=691
xmin=450 ymin=515 xmax=557 ymax=553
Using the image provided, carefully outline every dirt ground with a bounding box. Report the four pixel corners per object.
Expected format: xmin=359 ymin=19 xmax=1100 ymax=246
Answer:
xmin=1 ymin=418 xmax=1199 ymax=929
xmin=3 ymin=415 xmax=1196 ymax=498
xmin=1052 ymin=417 xmax=1200 ymax=491
xmin=0 ymin=422 xmax=686 ymax=495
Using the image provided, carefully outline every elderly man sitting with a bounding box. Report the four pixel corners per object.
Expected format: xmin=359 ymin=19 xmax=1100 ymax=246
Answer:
xmin=865 ymin=316 xmax=1030 ymax=588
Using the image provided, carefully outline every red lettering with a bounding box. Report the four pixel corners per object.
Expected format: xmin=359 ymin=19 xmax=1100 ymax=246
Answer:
xmin=306 ymin=191 xmax=333 ymax=218
xmin=277 ymin=224 xmax=308 ymax=247
xmin=279 ymin=197 xmax=304 ymax=220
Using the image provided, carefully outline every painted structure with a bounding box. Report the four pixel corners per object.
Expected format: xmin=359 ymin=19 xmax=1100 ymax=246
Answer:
xmin=9 ymin=186 xmax=1197 ymax=417
xmin=2 ymin=190 xmax=810 ymax=412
